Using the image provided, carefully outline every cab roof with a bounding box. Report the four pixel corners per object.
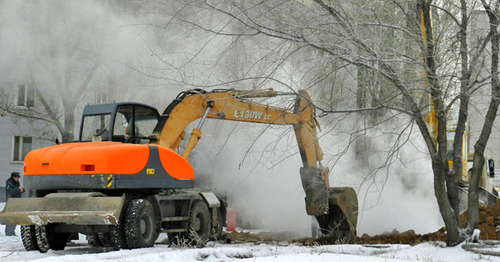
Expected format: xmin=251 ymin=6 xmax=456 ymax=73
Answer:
xmin=83 ymin=102 xmax=158 ymax=116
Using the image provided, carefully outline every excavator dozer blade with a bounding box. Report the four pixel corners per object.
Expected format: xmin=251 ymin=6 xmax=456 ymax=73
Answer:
xmin=0 ymin=193 xmax=125 ymax=226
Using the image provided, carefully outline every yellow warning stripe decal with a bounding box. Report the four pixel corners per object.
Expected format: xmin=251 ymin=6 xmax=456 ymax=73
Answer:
xmin=107 ymin=175 xmax=113 ymax=188
xmin=307 ymin=120 xmax=314 ymax=131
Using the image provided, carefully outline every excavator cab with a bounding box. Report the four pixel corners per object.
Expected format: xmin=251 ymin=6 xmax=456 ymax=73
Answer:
xmin=79 ymin=102 xmax=160 ymax=143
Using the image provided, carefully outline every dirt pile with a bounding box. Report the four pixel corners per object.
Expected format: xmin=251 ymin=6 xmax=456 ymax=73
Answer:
xmin=459 ymin=203 xmax=499 ymax=240
xmin=357 ymin=203 xmax=499 ymax=245
xmin=226 ymin=204 xmax=499 ymax=246
xmin=356 ymin=228 xmax=446 ymax=245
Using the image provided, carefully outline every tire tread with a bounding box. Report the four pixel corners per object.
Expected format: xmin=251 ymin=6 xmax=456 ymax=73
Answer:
xmin=21 ymin=225 xmax=39 ymax=251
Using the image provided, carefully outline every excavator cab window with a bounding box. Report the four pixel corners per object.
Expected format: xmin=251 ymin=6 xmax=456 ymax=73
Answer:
xmin=134 ymin=106 xmax=158 ymax=137
xmin=80 ymin=102 xmax=159 ymax=143
xmin=113 ymin=105 xmax=159 ymax=144
xmin=81 ymin=114 xmax=111 ymax=142
xmin=113 ymin=105 xmax=132 ymax=142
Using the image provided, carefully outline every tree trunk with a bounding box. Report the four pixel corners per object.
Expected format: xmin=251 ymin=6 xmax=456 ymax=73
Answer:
xmin=468 ymin=95 xmax=500 ymax=230
xmin=432 ymin=158 xmax=461 ymax=245
xmin=419 ymin=0 xmax=463 ymax=245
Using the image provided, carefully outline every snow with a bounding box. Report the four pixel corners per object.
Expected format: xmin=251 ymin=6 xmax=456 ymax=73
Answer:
xmin=471 ymin=229 xmax=481 ymax=243
xmin=0 ymin=226 xmax=497 ymax=261
xmin=1 ymin=203 xmax=497 ymax=261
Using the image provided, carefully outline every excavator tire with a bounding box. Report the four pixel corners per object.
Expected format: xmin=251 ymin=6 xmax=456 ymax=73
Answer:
xmin=35 ymin=226 xmax=50 ymax=253
xmin=87 ymin=234 xmax=104 ymax=247
xmin=209 ymin=208 xmax=223 ymax=241
xmin=98 ymin=225 xmax=123 ymax=250
xmin=124 ymin=198 xmax=159 ymax=249
xmin=35 ymin=224 xmax=70 ymax=253
xmin=187 ymin=201 xmax=211 ymax=247
xmin=315 ymin=204 xmax=353 ymax=242
xmin=21 ymin=225 xmax=39 ymax=251
xmin=169 ymin=201 xmax=211 ymax=247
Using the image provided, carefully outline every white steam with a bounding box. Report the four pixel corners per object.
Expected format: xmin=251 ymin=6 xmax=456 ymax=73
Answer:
xmin=192 ymin=121 xmax=311 ymax=236
xmin=191 ymin=113 xmax=443 ymax=237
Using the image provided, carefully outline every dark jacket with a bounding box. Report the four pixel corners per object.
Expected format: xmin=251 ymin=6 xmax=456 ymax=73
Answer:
xmin=6 ymin=178 xmax=22 ymax=199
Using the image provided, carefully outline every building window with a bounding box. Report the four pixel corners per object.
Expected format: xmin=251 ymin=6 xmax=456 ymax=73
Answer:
xmin=17 ymin=84 xmax=35 ymax=107
xmin=13 ymin=136 xmax=32 ymax=161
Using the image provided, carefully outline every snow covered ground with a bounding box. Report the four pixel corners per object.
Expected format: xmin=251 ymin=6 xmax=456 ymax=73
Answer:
xmin=1 ymin=202 xmax=498 ymax=261
xmin=0 ymin=225 xmax=498 ymax=262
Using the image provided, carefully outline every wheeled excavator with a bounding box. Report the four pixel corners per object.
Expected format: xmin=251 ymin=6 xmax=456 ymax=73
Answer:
xmin=0 ymin=88 xmax=358 ymax=252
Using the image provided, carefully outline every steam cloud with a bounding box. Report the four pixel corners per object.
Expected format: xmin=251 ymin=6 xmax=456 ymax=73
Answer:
xmin=191 ymin=114 xmax=443 ymax=237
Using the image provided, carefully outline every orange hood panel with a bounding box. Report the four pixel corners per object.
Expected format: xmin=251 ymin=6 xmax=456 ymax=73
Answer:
xmin=24 ymin=142 xmax=194 ymax=180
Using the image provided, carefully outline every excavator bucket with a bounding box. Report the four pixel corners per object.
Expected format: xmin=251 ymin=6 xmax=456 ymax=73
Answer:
xmin=300 ymin=167 xmax=329 ymax=216
xmin=328 ymin=187 xmax=358 ymax=237
xmin=313 ymin=187 xmax=358 ymax=240
xmin=300 ymin=167 xmax=358 ymax=239
xmin=0 ymin=193 xmax=125 ymax=226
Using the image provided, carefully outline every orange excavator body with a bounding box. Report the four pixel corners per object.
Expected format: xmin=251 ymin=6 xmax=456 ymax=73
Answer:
xmin=24 ymin=142 xmax=193 ymax=180
xmin=24 ymin=142 xmax=149 ymax=175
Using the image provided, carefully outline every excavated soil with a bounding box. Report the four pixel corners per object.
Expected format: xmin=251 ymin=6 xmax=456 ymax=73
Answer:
xmin=328 ymin=204 xmax=499 ymax=245
xmin=226 ymin=204 xmax=500 ymax=246
xmin=461 ymin=204 xmax=500 ymax=241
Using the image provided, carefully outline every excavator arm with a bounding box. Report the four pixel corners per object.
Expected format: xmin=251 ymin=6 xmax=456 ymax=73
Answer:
xmin=152 ymin=88 xmax=358 ymax=238
xmin=153 ymin=89 xmax=320 ymax=165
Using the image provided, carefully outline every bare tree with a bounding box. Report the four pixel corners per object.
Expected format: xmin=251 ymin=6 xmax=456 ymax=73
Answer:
xmin=0 ymin=0 xmax=150 ymax=142
xmin=152 ymin=0 xmax=498 ymax=245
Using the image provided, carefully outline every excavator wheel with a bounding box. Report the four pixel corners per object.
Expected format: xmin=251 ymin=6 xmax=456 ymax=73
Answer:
xmin=169 ymin=200 xmax=211 ymax=247
xmin=315 ymin=204 xmax=353 ymax=242
xmin=209 ymin=208 xmax=224 ymax=241
xmin=35 ymin=224 xmax=70 ymax=253
xmin=21 ymin=225 xmax=39 ymax=251
xmin=97 ymin=225 xmax=123 ymax=250
xmin=124 ymin=198 xmax=159 ymax=248
xmin=87 ymin=234 xmax=104 ymax=247
xmin=186 ymin=200 xmax=211 ymax=247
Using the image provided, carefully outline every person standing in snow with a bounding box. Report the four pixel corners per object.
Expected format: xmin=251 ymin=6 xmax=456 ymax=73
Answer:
xmin=5 ymin=172 xmax=24 ymax=236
